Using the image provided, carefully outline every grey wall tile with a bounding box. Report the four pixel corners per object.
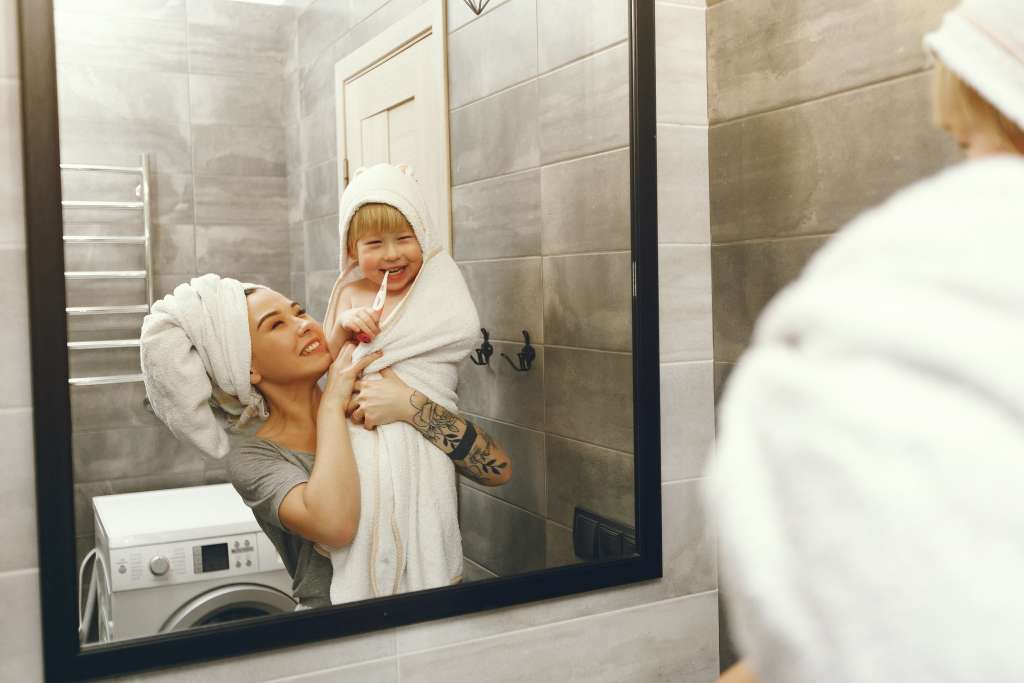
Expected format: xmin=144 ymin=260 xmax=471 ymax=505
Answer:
xmin=452 ymin=170 xmax=541 ymax=261
xmin=538 ymin=43 xmax=629 ymax=164
xmin=290 ymin=222 xmax=306 ymax=272
xmin=195 ymin=175 xmax=289 ymax=224
xmin=655 ymin=2 xmax=707 ymax=126
xmin=62 ymin=241 xmax=143 ymax=273
xmin=0 ymin=248 xmax=30 ymax=409
xmin=398 ymin=591 xmax=718 ymax=682
xmin=0 ymin=410 xmax=36 ymax=572
xmin=70 ymin=381 xmax=162 ymax=433
xmin=544 ymin=521 xmax=579 ymax=568
xmin=190 ymin=73 xmax=284 ymax=126
xmin=67 ymin=310 xmax=147 ymax=344
xmin=712 ymin=235 xmax=829 ymax=363
xmin=658 ymin=123 xmax=710 ymax=244
xmin=461 ymin=414 xmax=546 ymax=516
xmin=543 ymin=252 xmax=631 ymax=352
xmin=660 ymin=361 xmax=714 ymax=482
xmin=450 ymin=80 xmax=539 ymax=185
xmin=660 ymin=479 xmax=717 ymax=598
xmin=707 ymin=0 xmax=955 ymax=122
xmin=266 ymin=658 xmax=399 ymax=682
xmin=187 ymin=0 xmax=294 ymax=77
xmin=456 ymin=341 xmax=544 ymax=431
xmin=301 ymin=160 xmax=340 ymax=221
xmin=68 ymin=346 xmax=141 ymax=379
xmin=72 ymin=481 xmax=110 ymax=538
xmin=303 ymin=214 xmax=340 ymax=272
xmin=58 ymin=118 xmax=192 ymax=174
xmin=54 ymin=0 xmax=186 ymax=20
xmin=448 ymin=0 xmax=537 ymax=109
xmin=463 ymin=558 xmax=497 ymax=583
xmin=60 ymin=172 xmax=195 ymax=227
xmin=193 ymin=125 xmax=287 ymax=177
xmin=292 ymin=272 xmax=308 ymax=307
xmin=58 ymin=65 xmax=189 ymax=126
xmin=537 ymin=0 xmax=628 ymax=73
xmin=54 ymin=12 xmax=188 ymax=73
xmin=297 ymin=0 xmax=383 ymax=71
xmin=541 ymin=148 xmax=630 ymax=255
xmin=459 ymin=485 xmax=546 ymax=576
xmin=300 ymin=105 xmax=338 ymax=170
xmin=546 ymin=434 xmax=634 ymax=529
xmin=65 ymin=277 xmax=149 ymax=309
xmin=544 ymin=347 xmax=633 ymax=453
xmin=447 ymin=0 xmax=511 ymax=32
xmin=153 ymin=223 xmax=198 ymax=273
xmin=306 ymin=268 xmax=341 ymax=322
xmin=659 ymin=244 xmax=713 ymax=363
xmin=459 ymin=257 xmax=542 ymax=344
xmin=155 ymin=273 xmax=197 ymax=300
xmin=0 ymin=0 xmax=14 ymax=80
xmin=196 ymin=223 xmax=291 ymax=275
xmin=0 ymin=570 xmax=43 ymax=683
xmin=0 ymin=80 xmax=23 ymax=245
xmin=226 ymin=271 xmax=292 ymax=300
xmin=710 ymin=73 xmax=961 ymax=243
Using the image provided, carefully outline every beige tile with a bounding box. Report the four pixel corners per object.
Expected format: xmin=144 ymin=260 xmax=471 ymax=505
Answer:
xmin=0 ymin=248 xmax=30 ymax=409
xmin=193 ymin=125 xmax=287 ymax=177
xmin=301 ymin=160 xmax=340 ymax=221
xmin=459 ymin=257 xmax=542 ymax=345
xmin=194 ymin=175 xmax=289 ymax=224
xmin=710 ymin=73 xmax=961 ymax=243
xmin=448 ymin=0 xmax=537 ymax=109
xmin=187 ymin=0 xmax=294 ymax=77
xmin=658 ymin=123 xmax=710 ymax=244
xmin=196 ymin=223 xmax=291 ymax=274
xmin=459 ymin=485 xmax=546 ymax=576
xmin=450 ymin=80 xmax=539 ymax=185
xmin=447 ymin=0 xmax=511 ymax=32
xmin=189 ymin=73 xmax=284 ymax=126
xmin=546 ymin=434 xmax=634 ymax=529
xmin=0 ymin=80 xmax=23 ymax=246
xmin=711 ymin=235 xmax=830 ymax=363
xmin=661 ymin=361 xmax=714 ymax=482
xmin=0 ymin=570 xmax=43 ymax=683
xmin=538 ymin=43 xmax=629 ymax=164
xmin=268 ymin=658 xmax=398 ymax=682
xmin=0 ymin=410 xmax=37 ymax=572
xmin=538 ymin=0 xmax=628 ymax=73
xmin=452 ymin=170 xmax=541 ymax=261
xmin=398 ymin=591 xmax=718 ymax=682
xmin=544 ymin=346 xmax=634 ymax=453
xmin=303 ymin=214 xmax=341 ymax=272
xmin=659 ymin=244 xmax=713 ymax=363
xmin=57 ymin=65 xmax=189 ymax=125
xmin=544 ymin=521 xmax=580 ymax=568
xmin=543 ymin=252 xmax=631 ymax=352
xmin=541 ymin=148 xmax=630 ymax=255
xmin=461 ymin=414 xmax=545 ymax=516
xmin=707 ymin=0 xmax=956 ymax=122
xmin=58 ymin=117 xmax=192 ymax=175
xmin=456 ymin=341 xmax=544 ymax=431
xmin=53 ymin=11 xmax=188 ymax=73
xmin=655 ymin=2 xmax=707 ymax=126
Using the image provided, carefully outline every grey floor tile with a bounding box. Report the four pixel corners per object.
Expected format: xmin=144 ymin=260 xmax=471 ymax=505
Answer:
xmin=196 ymin=223 xmax=291 ymax=274
xmin=538 ymin=0 xmax=628 ymax=73
xmin=0 ymin=248 xmax=30 ymax=409
xmin=458 ymin=485 xmax=546 ymax=576
xmin=541 ymin=147 xmax=630 ymax=255
xmin=546 ymin=433 xmax=634 ymax=529
xmin=57 ymin=64 xmax=189 ymax=125
xmin=456 ymin=341 xmax=544 ymax=431
xmin=658 ymin=244 xmax=713 ymax=363
xmin=303 ymin=214 xmax=341 ymax=272
xmin=54 ymin=11 xmax=188 ymax=73
xmin=194 ymin=175 xmax=288 ymax=224
xmin=545 ymin=346 xmax=633 ymax=453
xmin=450 ymin=80 xmax=539 ymax=185
xmin=189 ymin=73 xmax=285 ymax=126
xmin=451 ymin=170 xmax=541 ymax=261
xmin=543 ymin=252 xmax=631 ymax=352
xmin=0 ymin=570 xmax=43 ymax=683
xmin=655 ymin=2 xmax=708 ymax=126
xmin=0 ymin=410 xmax=37 ymax=572
xmin=193 ymin=124 xmax=287 ymax=177
xmin=460 ymin=414 xmax=546 ymax=516
xmin=459 ymin=258 xmax=543 ymax=345
xmin=658 ymin=123 xmax=710 ymax=244
xmin=660 ymin=361 xmax=715 ymax=482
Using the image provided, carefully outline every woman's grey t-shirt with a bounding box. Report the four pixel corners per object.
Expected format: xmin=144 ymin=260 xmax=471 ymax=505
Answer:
xmin=224 ymin=437 xmax=332 ymax=609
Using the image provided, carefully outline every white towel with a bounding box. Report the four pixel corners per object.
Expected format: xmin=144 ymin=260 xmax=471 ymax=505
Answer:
xmin=140 ymin=274 xmax=266 ymax=459
xmin=322 ymin=163 xmax=479 ymax=601
xmin=705 ymin=156 xmax=1024 ymax=682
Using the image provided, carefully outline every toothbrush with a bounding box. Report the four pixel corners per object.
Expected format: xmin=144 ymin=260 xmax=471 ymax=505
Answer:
xmin=356 ymin=270 xmax=389 ymax=344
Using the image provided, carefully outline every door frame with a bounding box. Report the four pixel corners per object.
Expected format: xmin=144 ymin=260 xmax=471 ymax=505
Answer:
xmin=333 ymin=0 xmax=452 ymax=252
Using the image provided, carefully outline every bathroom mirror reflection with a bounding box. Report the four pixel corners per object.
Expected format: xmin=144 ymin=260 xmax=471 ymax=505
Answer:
xmin=58 ymin=0 xmax=636 ymax=646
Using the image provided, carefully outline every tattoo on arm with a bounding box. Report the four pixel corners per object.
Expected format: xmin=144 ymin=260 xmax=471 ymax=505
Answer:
xmin=407 ymin=391 xmax=509 ymax=484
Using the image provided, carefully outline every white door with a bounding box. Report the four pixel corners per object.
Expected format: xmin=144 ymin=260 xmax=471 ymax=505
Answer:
xmin=335 ymin=2 xmax=451 ymax=253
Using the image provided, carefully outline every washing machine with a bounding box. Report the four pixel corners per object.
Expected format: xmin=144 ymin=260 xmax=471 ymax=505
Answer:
xmin=91 ymin=483 xmax=296 ymax=643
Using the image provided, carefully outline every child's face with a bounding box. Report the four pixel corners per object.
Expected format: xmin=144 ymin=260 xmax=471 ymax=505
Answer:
xmin=352 ymin=228 xmax=423 ymax=292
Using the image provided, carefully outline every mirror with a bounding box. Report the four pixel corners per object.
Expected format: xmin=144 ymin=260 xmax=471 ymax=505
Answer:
xmin=23 ymin=0 xmax=659 ymax=677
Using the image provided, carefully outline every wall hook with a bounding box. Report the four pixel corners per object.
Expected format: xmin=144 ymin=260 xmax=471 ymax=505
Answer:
xmin=470 ymin=328 xmax=493 ymax=366
xmin=502 ymin=330 xmax=535 ymax=373
xmin=462 ymin=0 xmax=492 ymax=16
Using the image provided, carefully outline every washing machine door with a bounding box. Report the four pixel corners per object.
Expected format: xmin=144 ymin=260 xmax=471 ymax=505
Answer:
xmin=160 ymin=583 xmax=297 ymax=632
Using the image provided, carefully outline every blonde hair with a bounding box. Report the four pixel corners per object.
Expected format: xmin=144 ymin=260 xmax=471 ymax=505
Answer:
xmin=346 ymin=203 xmax=415 ymax=256
xmin=932 ymin=60 xmax=1024 ymax=150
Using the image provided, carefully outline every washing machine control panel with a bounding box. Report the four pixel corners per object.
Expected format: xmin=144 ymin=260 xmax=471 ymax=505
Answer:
xmin=108 ymin=532 xmax=286 ymax=592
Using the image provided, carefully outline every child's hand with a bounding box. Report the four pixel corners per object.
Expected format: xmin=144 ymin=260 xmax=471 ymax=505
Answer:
xmin=338 ymin=306 xmax=381 ymax=342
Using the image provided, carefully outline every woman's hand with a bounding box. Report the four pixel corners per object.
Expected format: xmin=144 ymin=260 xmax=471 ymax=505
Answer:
xmin=338 ymin=306 xmax=381 ymax=342
xmin=348 ymin=367 xmax=416 ymax=429
xmin=321 ymin=343 xmax=382 ymax=413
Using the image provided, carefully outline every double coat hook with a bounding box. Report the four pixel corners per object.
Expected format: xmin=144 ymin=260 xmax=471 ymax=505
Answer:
xmin=502 ymin=330 xmax=535 ymax=373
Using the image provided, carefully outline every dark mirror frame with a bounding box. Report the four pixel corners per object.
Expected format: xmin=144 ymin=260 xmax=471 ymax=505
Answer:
xmin=18 ymin=1 xmax=660 ymax=680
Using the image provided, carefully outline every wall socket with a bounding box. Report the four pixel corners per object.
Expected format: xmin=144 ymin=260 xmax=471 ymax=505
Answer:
xmin=573 ymin=507 xmax=636 ymax=561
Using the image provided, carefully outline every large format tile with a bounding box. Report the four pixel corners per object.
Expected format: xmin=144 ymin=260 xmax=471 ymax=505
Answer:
xmin=0 ymin=80 xmax=23 ymax=245
xmin=459 ymin=485 xmax=546 ymax=576
xmin=660 ymin=479 xmax=717 ymax=597
xmin=541 ymin=147 xmax=630 ymax=255
xmin=65 ymin=277 xmax=149 ymax=309
xmin=58 ymin=118 xmax=192 ymax=175
xmin=447 ymin=0 xmax=511 ymax=32
xmin=193 ymin=125 xmax=287 ymax=177
xmin=456 ymin=341 xmax=544 ymax=431
xmin=711 ymin=235 xmax=830 ymax=363
xmin=544 ymin=520 xmax=579 ymax=568
xmin=398 ymin=591 xmax=718 ymax=682
xmin=0 ymin=0 xmax=13 ymax=80
xmin=660 ymin=361 xmax=714 ymax=482
xmin=303 ymin=214 xmax=340 ymax=272
xmin=306 ymin=268 xmax=341 ymax=323
xmin=450 ymin=80 xmax=539 ymax=186
xmin=710 ymin=73 xmax=961 ymax=243
xmin=460 ymin=414 xmax=546 ymax=516
xmin=196 ymin=223 xmax=291 ymax=280
xmin=543 ymin=252 xmax=631 ymax=352
xmin=68 ymin=346 xmax=141 ymax=380
xmin=658 ymin=244 xmax=713 ymax=363
xmin=189 ymin=73 xmax=284 ymax=126
xmin=267 ymin=658 xmax=398 ymax=682
xmin=194 ymin=175 xmax=288 ymax=224
xmin=0 ymin=409 xmax=37 ymax=572
xmin=53 ymin=12 xmax=188 ymax=73
xmin=707 ymin=0 xmax=955 ymax=122
xmin=459 ymin=258 xmax=543 ymax=345
xmin=448 ymin=0 xmax=537 ymax=109
xmin=538 ymin=0 xmax=628 ymax=73
xmin=655 ymin=2 xmax=707 ymax=126
xmin=452 ymin=170 xmax=541 ymax=261
xmin=57 ymin=65 xmax=189 ymax=125
xmin=70 ymin=381 xmax=162 ymax=433
xmin=296 ymin=0 xmax=387 ymax=72
xmin=0 ymin=570 xmax=43 ymax=683
xmin=53 ymin=0 xmax=185 ymax=20
xmin=187 ymin=0 xmax=294 ymax=77
xmin=0 ymin=248 xmax=30 ymax=409
xmin=300 ymin=105 xmax=338 ymax=170
xmin=152 ymin=223 xmax=197 ymax=274
xmin=546 ymin=434 xmax=634 ymax=529
xmin=61 ymin=173 xmax=195 ymax=228
xmin=301 ymin=160 xmax=340 ymax=221
xmin=544 ymin=346 xmax=633 ymax=453
xmin=538 ymin=43 xmax=629 ymax=164
xmin=65 ymin=223 xmax=194 ymax=274
xmin=658 ymin=123 xmax=710 ymax=244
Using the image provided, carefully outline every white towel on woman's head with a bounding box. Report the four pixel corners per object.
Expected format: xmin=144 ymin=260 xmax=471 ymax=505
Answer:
xmin=140 ymin=274 xmax=266 ymax=459
xmin=705 ymin=156 xmax=1024 ymax=682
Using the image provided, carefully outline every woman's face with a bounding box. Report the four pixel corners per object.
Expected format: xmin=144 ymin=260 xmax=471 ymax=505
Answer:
xmin=247 ymin=287 xmax=331 ymax=386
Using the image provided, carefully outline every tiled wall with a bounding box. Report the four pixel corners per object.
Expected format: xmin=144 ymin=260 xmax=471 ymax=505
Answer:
xmin=1 ymin=0 xmax=719 ymax=680
xmin=54 ymin=0 xmax=297 ymax=565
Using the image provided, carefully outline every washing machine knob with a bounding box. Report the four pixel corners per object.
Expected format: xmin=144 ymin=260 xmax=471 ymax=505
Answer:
xmin=149 ymin=555 xmax=170 ymax=576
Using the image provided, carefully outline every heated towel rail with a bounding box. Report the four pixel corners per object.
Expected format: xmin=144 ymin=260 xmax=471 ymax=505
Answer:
xmin=62 ymin=153 xmax=153 ymax=387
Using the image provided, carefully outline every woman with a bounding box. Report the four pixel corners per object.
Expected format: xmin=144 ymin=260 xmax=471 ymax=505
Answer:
xmin=710 ymin=1 xmax=1024 ymax=681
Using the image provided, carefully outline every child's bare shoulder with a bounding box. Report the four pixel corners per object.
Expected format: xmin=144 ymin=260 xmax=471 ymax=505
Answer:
xmin=340 ymin=278 xmax=376 ymax=307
